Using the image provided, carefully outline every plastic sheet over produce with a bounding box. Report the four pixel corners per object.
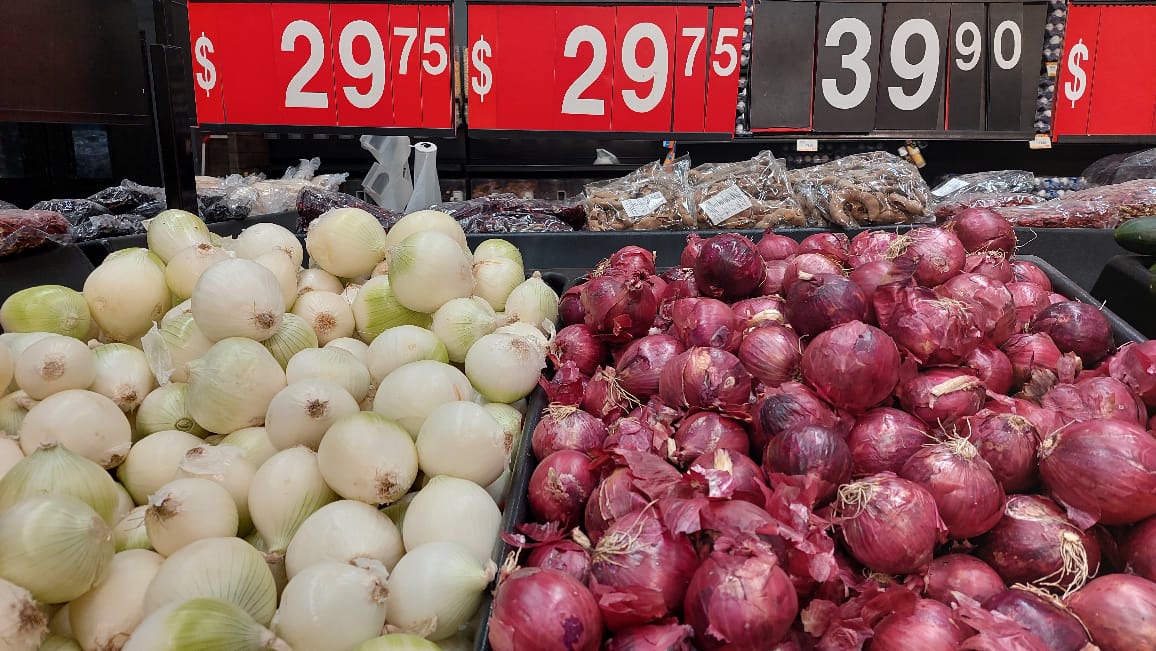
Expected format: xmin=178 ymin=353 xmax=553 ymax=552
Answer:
xmin=0 ymin=209 xmax=72 ymax=257
xmin=429 ymin=193 xmax=585 ymax=232
xmin=790 ymin=152 xmax=933 ymax=228
xmin=688 ymin=151 xmax=809 ymax=229
xmin=994 ymin=178 xmax=1156 ymax=228
xmin=296 ymin=187 xmax=404 ymax=233
xmin=585 ymin=157 xmax=696 ymax=231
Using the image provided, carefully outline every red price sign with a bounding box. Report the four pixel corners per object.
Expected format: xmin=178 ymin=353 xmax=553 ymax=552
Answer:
xmin=466 ymin=4 xmax=742 ymax=134
xmin=188 ymin=1 xmax=454 ymax=129
xmin=1052 ymin=4 xmax=1099 ymax=137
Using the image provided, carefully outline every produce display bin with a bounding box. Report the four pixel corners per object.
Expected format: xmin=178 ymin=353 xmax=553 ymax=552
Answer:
xmin=0 ymin=245 xmax=94 ymax=308
xmin=1092 ymin=254 xmax=1156 ymax=339
xmin=77 ymin=211 xmax=299 ymax=266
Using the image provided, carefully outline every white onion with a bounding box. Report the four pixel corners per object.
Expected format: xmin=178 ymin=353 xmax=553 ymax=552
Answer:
xmin=297 ymin=268 xmax=344 ymax=297
xmin=40 ymin=634 xmax=81 ymax=650
xmin=83 ymin=248 xmax=171 ymax=342
xmin=504 ymin=271 xmax=560 ymax=327
xmin=160 ymin=298 xmax=192 ymax=326
xmin=356 ymin=634 xmax=443 ymax=651
xmin=255 ymin=250 xmax=301 ymax=311
xmin=141 ymin=313 xmax=213 ymax=384
xmin=220 ymin=426 xmax=278 ymax=467
xmin=325 ymin=337 xmax=370 ymax=364
xmin=286 ymin=347 xmax=371 ymax=402
xmin=373 ymin=360 xmax=477 ymax=437
xmin=0 ymin=495 xmax=114 ymax=604
xmin=113 ymin=505 xmax=151 ymax=552
xmin=176 ymin=444 xmax=257 ymax=534
xmin=135 ymin=383 xmax=208 ymax=438
xmin=473 ymin=238 xmax=523 ymax=267
xmin=236 ymin=223 xmax=304 ymax=267
xmin=351 ymin=275 xmax=431 ymax=342
xmin=382 ymin=210 xmax=469 ymax=262
xmin=485 ymin=465 xmax=513 ymax=507
xmin=0 ymin=577 xmax=48 ymax=651
xmin=90 ymin=343 xmax=154 ymax=411
xmin=117 ymin=429 xmax=204 ymax=505
xmin=384 ymin=541 xmax=494 ymax=641
xmin=48 ymin=604 xmax=72 ymax=639
xmin=126 ymin=598 xmax=289 ymax=651
xmin=402 ymin=476 xmax=500 ymax=564
xmin=0 ymin=442 xmax=121 ymax=524
xmin=317 ymin=411 xmax=417 ymax=504
xmin=146 ymin=477 xmax=238 ymax=556
xmin=342 ymin=282 xmax=362 ymax=304
xmin=145 ymin=210 xmax=211 ymax=263
xmin=465 ymin=333 xmax=546 ymax=403
xmin=0 ymin=285 xmax=91 ymax=339
xmin=14 ymin=334 xmax=95 ymax=400
xmin=19 ymin=389 xmax=132 ymax=468
xmin=389 ymin=231 xmax=475 ymax=314
xmin=249 ymin=447 xmax=337 ymax=552
xmin=0 ymin=394 xmax=28 ymax=440
xmin=292 ymin=291 xmax=355 ymax=345
xmin=69 ymin=549 xmax=163 ymax=651
xmin=191 ymin=258 xmax=285 ymax=342
xmin=494 ymin=320 xmax=554 ymax=348
xmin=305 ymin=208 xmax=388 ymax=279
xmin=144 ymin=536 xmax=277 ymax=625
xmin=272 ymin=560 xmax=389 ymax=651
xmin=261 ymin=313 xmax=318 ymax=368
xmin=472 ymin=257 xmax=525 ymax=311
xmin=416 ymin=401 xmax=508 ymax=486
xmin=431 ymin=297 xmax=503 ymax=363
xmin=285 ymin=500 xmax=404 ymax=579
xmin=365 ymin=325 xmax=448 ymax=382
xmin=164 ymin=243 xmax=232 ymax=300
xmin=112 ymin=482 xmax=135 ymax=524
xmin=0 ymin=437 xmax=22 ymax=480
xmin=483 ymin=402 xmax=524 ymax=453
xmin=186 ymin=337 xmax=286 ymax=434
xmin=265 ymin=380 xmax=359 ymax=450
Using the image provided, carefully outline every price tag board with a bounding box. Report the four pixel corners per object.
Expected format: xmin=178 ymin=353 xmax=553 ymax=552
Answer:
xmin=812 ymin=3 xmax=884 ymax=132
xmin=946 ymin=3 xmax=986 ymax=131
xmin=1052 ymin=4 xmax=1098 ymax=136
xmin=466 ymin=4 xmax=742 ymax=134
xmin=1086 ymin=5 xmax=1156 ymax=135
xmin=875 ymin=3 xmax=949 ymax=131
xmin=187 ymin=1 xmax=455 ymax=130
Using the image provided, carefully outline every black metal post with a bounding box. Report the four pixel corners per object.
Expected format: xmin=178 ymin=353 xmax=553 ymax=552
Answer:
xmin=149 ymin=0 xmax=199 ymax=212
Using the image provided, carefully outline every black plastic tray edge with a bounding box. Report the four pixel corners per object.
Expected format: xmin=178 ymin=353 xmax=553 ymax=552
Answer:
xmin=1018 ymin=255 xmax=1149 ymax=345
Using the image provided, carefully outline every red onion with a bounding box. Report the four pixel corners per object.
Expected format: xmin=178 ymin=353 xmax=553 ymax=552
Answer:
xmin=691 ymin=449 xmax=769 ymax=507
xmin=962 ymin=343 xmax=1014 ymax=395
xmin=985 ymin=588 xmax=1091 ymax=651
xmin=871 ymin=598 xmax=970 ymax=651
xmin=752 ymin=382 xmax=842 ymax=457
xmin=960 ymin=411 xmax=1040 ymax=493
xmin=731 ymin=296 xmax=787 ymax=331
xmin=900 ymin=435 xmax=1005 ymax=539
xmin=532 ymin=405 xmax=608 ymax=459
xmin=551 ymin=324 xmax=608 ymax=376
xmin=1039 ymin=419 xmax=1156 ymax=526
xmin=1067 ymin=574 xmax=1156 ymax=651
xmin=539 ymin=365 xmax=590 ymax=408
xmin=1030 ymin=301 xmax=1113 ymax=368
xmin=894 ymin=227 xmax=967 ymax=287
xmin=976 ymin=495 xmax=1100 ymax=593
xmin=785 ymin=273 xmax=870 ymax=338
xmin=764 ymin=424 xmax=851 ymax=502
xmin=583 ymin=367 xmax=637 ymax=424
xmin=937 ymin=273 xmax=1017 ymax=345
xmin=757 ymin=231 xmax=799 ymax=261
xmin=1007 ymin=282 xmax=1052 ymax=330
xmin=898 ymin=368 xmax=986 ymax=426
xmin=738 ymin=325 xmax=801 ymax=388
xmin=1122 ymin=516 xmax=1156 ymax=582
xmin=605 ymin=414 xmax=667 ymax=455
xmin=605 ymin=620 xmax=694 ymax=651
xmin=560 ymin=285 xmax=586 ymax=326
xmin=848 ymin=407 xmax=929 ymax=476
xmin=876 ymin=283 xmax=983 ymax=365
xmin=955 ymin=600 xmax=1053 ymax=651
xmin=529 ymin=450 xmax=599 ymax=528
xmin=964 ymin=251 xmax=1015 ymax=284
xmin=782 ymin=253 xmax=844 ymax=294
xmin=801 ymin=321 xmax=901 ymax=413
xmin=642 ymin=274 xmax=667 ymax=311
xmin=1109 ymin=341 xmax=1156 ymax=407
xmin=836 ymin=473 xmax=944 ymax=574
xmin=922 ymin=554 xmax=1006 ymax=605
xmin=489 ymin=566 xmax=602 ymax=651
xmin=590 ymin=506 xmax=700 ymax=630
xmin=1042 ymin=376 xmax=1147 ymax=426
xmin=527 ymin=538 xmax=593 ymax=585
xmin=681 ymin=234 xmax=706 ymax=267
xmin=697 ymin=500 xmax=776 ymax=541
xmin=615 ymin=335 xmax=685 ymax=400
xmin=986 ymin=395 xmax=1066 ymax=440
xmin=760 ymin=260 xmax=789 ymax=296
xmin=1012 ymin=260 xmax=1053 ymax=291
xmin=670 ymin=412 xmax=749 ymax=468
xmin=798 ymin=232 xmax=850 ymax=265
xmin=848 ymin=230 xmax=901 ymax=268
xmin=848 ymin=259 xmax=915 ymax=298
xmin=658 ymin=347 xmax=752 ymax=413
xmin=693 ymin=234 xmax=766 ymax=302
xmin=684 ymin=543 xmax=799 ymax=649
xmin=951 ymin=208 xmax=1017 ymax=255
xmin=582 ymin=271 xmax=659 ymax=342
xmin=669 ymin=298 xmax=740 ymax=351
xmin=585 ymin=468 xmax=649 ymax=543
xmin=610 ymin=245 xmax=657 ymax=276
xmin=1002 ymin=333 xmax=1063 ymax=387
xmin=659 ymin=267 xmax=701 ymax=304
xmin=1047 ymin=292 xmax=1068 ymax=305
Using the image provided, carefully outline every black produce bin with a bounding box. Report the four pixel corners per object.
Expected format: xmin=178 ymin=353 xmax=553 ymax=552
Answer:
xmin=1092 ymin=254 xmax=1156 ymax=339
xmin=77 ymin=211 xmax=299 ymax=266
xmin=0 ymin=245 xmax=94 ymax=308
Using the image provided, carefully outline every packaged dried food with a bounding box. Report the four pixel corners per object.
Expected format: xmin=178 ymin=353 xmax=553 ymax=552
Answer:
xmin=431 ymin=193 xmax=586 ymax=229
xmin=790 ymin=151 xmax=933 ymax=227
xmin=87 ymin=184 xmax=158 ymax=214
xmin=584 ymin=157 xmax=695 ymax=231
xmin=933 ymin=193 xmax=1041 ymax=221
xmin=688 ymin=151 xmax=809 ymax=229
xmin=29 ymin=198 xmax=108 ymax=225
xmin=1082 ymin=148 xmax=1156 ymax=186
xmin=72 ymin=214 xmax=147 ymax=241
xmin=295 ymin=187 xmax=404 ymax=233
xmin=929 ymin=170 xmax=1035 ymax=201
xmin=460 ymin=212 xmax=574 ymax=233
xmin=996 ymin=200 xmax=1117 ymax=228
xmin=1067 ymin=178 xmax=1156 ymax=220
xmin=0 ymin=200 xmax=16 ymax=210
xmin=0 ymin=209 xmax=72 ymax=257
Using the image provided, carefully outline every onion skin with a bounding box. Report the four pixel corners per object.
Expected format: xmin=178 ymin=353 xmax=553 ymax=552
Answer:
xmin=785 ymin=274 xmax=870 ymax=338
xmin=849 ymin=259 xmax=915 ymax=300
xmin=488 ymin=566 xmax=603 ymax=651
xmin=950 ymin=208 xmax=1017 ymax=255
xmin=876 ymin=284 xmax=983 ymax=365
xmin=871 ymin=598 xmax=970 ymax=651
xmin=798 ymin=232 xmax=850 ymax=265
xmin=731 ymin=296 xmax=787 ymax=332
xmin=900 ymin=438 xmax=1005 ymax=539
xmin=848 ymin=230 xmax=901 ymax=268
xmin=1109 ymin=341 xmax=1156 ymax=407
xmin=1039 ymin=419 xmax=1156 ymax=526
xmin=896 ymin=227 xmax=967 ymax=287
xmin=605 ymin=620 xmax=694 ymax=651
xmin=836 ymin=473 xmax=944 ymax=574
xmin=528 ymin=450 xmax=598 ymax=528
xmin=551 ymin=325 xmax=608 ymax=377
xmin=658 ymin=348 xmax=752 ymax=413
xmin=693 ymin=234 xmax=766 ymax=302
xmin=738 ymin=326 xmax=800 ymax=389
xmin=691 ymin=450 xmax=769 ymax=507
xmin=1067 ymin=574 xmax=1156 ymax=651
xmin=752 ymin=383 xmax=842 ymax=456
xmin=559 ymin=285 xmax=585 ymax=326
xmin=1074 ymin=377 xmax=1147 ymax=425
xmin=670 ymin=412 xmax=749 ymax=468
xmin=584 ymin=468 xmax=649 ymax=544
xmin=760 ymin=260 xmax=789 ymax=296
xmin=1030 ymin=301 xmax=1113 ymax=367
xmin=583 ymin=367 xmax=636 ymax=424
xmin=531 ymin=407 xmax=608 ymax=460
xmin=527 ymin=540 xmax=593 ymax=585
xmin=962 ymin=343 xmax=1014 ymax=395
xmin=921 ymin=554 xmax=1006 ymax=606
xmin=985 ymin=588 xmax=1091 ymax=651
xmin=1122 ymin=516 xmax=1156 ymax=582
xmin=1002 ymin=333 xmax=1063 ymax=387
xmin=847 ymin=407 xmax=929 ymax=476
xmin=659 ymin=267 xmax=701 ymax=305
xmin=964 ymin=251 xmax=1015 ymax=284
xmin=1011 ymin=261 xmax=1053 ymax=291
xmin=801 ymin=321 xmax=901 ymax=413
xmin=669 ymin=299 xmax=741 ymax=351
xmin=960 ymin=412 xmax=1040 ymax=493
xmin=1007 ymin=282 xmax=1052 ymax=331
xmin=615 ymin=335 xmax=685 ymax=400
xmin=609 ymin=246 xmax=657 ymax=276
xmin=581 ymin=272 xmax=658 ymax=343
xmin=975 ymin=494 xmax=1101 ymax=590
xmin=763 ymin=425 xmax=851 ymax=503
xmin=681 ymin=235 xmax=705 ymax=267
xmin=937 ymin=273 xmax=1017 ymax=346
xmin=782 ymin=253 xmax=844 ymax=294
xmin=897 ymin=368 xmax=986 ymax=427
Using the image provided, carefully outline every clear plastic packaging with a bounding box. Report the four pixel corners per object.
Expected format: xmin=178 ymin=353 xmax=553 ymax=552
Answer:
xmin=687 ymin=151 xmax=809 ymax=229
xmin=1082 ymin=148 xmax=1156 ymax=186
xmin=929 ymin=170 xmax=1035 ymax=201
xmin=995 ymin=200 xmax=1117 ymax=228
xmin=29 ymin=198 xmax=108 ymax=225
xmin=933 ymin=193 xmax=1041 ymax=221
xmin=72 ymin=214 xmax=146 ymax=241
xmin=295 ymin=187 xmax=404 ymax=233
xmin=1067 ymin=178 xmax=1156 ymax=220
xmin=0 ymin=209 xmax=72 ymax=257
xmin=430 ymin=193 xmax=586 ymax=230
xmin=790 ymin=151 xmax=932 ymax=227
xmin=459 ymin=212 xmax=574 ymax=233
xmin=584 ymin=157 xmax=695 ymax=231
xmin=0 ymin=200 xmax=16 ymax=210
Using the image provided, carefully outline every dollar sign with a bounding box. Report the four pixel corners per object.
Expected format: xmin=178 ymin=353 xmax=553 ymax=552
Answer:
xmin=194 ymin=33 xmax=217 ymax=98
xmin=471 ymin=37 xmax=493 ymax=102
xmin=1064 ymin=39 xmax=1089 ymax=109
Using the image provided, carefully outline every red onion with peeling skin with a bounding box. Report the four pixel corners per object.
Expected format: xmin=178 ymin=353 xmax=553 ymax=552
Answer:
xmin=801 ymin=321 xmax=901 ymax=413
xmin=785 ymin=273 xmax=870 ymax=338
xmin=764 ymin=424 xmax=852 ymax=503
xmin=836 ymin=472 xmax=944 ymax=574
xmin=1042 ymin=376 xmax=1147 ymax=426
xmin=895 ymin=227 xmax=967 ymax=287
xmin=615 ymin=334 xmax=686 ymax=400
xmin=610 ymin=246 xmax=657 ymax=276
xmin=1109 ymin=341 xmax=1156 ymax=407
xmin=757 ymin=231 xmax=799 ymax=261
xmin=1039 ymin=419 xmax=1156 ymax=526
xmin=848 ymin=407 xmax=929 ymax=477
xmin=526 ymin=539 xmax=593 ymax=585
xmin=871 ymin=598 xmax=970 ymax=651
xmin=539 ymin=361 xmax=590 ymax=406
xmin=671 ymin=412 xmax=749 ymax=468
xmin=783 ymin=253 xmax=844 ymax=294
xmin=683 ymin=542 xmax=799 ymax=650
xmin=682 ymin=234 xmax=705 ymax=267
xmin=551 ymin=324 xmax=608 ymax=376
xmin=962 ymin=343 xmax=1014 ymax=395
xmin=937 ymin=273 xmax=1018 ymax=345
xmin=900 ymin=436 xmax=1005 ymax=539
xmin=605 ymin=415 xmax=667 ymax=455
xmin=960 ymin=411 xmax=1040 ymax=493
xmin=964 ymin=251 xmax=1015 ymax=284
xmin=582 ymin=271 xmax=659 ymax=343
xmin=489 ymin=567 xmax=603 ymax=651
xmin=975 ymin=494 xmax=1100 ymax=593
xmin=876 ymin=283 xmax=984 ymax=365
xmin=691 ymin=449 xmax=769 ymax=507
xmin=1122 ymin=516 xmax=1156 ymax=583
xmin=799 ymin=232 xmax=850 ymax=265
xmin=985 ymin=589 xmax=1090 ymax=651
xmin=1011 ymin=261 xmax=1052 ymax=291
xmin=583 ymin=367 xmax=638 ymax=424
xmin=1007 ymin=282 xmax=1052 ymax=331
xmin=752 ymin=382 xmax=842 ymax=457
xmin=585 ymin=468 xmax=650 ymax=544
xmin=694 ymin=234 xmax=766 ymax=302
xmin=669 ymin=298 xmax=741 ymax=351
xmin=643 ymin=274 xmax=668 ymax=314
xmin=921 ymin=554 xmax=1006 ymax=605
xmin=659 ymin=267 xmax=701 ymax=302
xmin=560 ymin=285 xmax=586 ymax=326
xmin=738 ymin=325 xmax=801 ymax=388
xmin=898 ymin=368 xmax=987 ymax=427
xmin=1047 ymin=292 xmax=1068 ymax=305
xmin=732 ymin=296 xmax=787 ymax=331
xmin=529 ymin=450 xmax=599 ymax=528
xmin=760 ymin=260 xmax=789 ymax=296
xmin=697 ymin=500 xmax=776 ymax=541
xmin=532 ymin=405 xmax=608 ymax=459
xmin=605 ymin=620 xmax=695 ymax=651
xmin=849 ymin=259 xmax=915 ymax=298
xmin=1030 ymin=301 xmax=1114 ymax=367
xmin=986 ymin=395 xmax=1066 ymax=440
xmin=848 ymin=230 xmax=902 ymax=268
xmin=658 ymin=347 xmax=752 ymax=413
xmin=951 ymin=208 xmax=1017 ymax=255
xmin=1002 ymin=333 xmax=1063 ymax=387
xmin=1067 ymin=574 xmax=1156 ymax=651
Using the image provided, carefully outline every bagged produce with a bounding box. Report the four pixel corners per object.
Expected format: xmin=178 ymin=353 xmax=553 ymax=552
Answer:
xmin=585 ymin=158 xmax=695 ymax=231
xmin=687 ymin=151 xmax=809 ymax=229
xmin=790 ymin=151 xmax=933 ymax=227
xmin=0 ymin=208 xmax=72 ymax=256
xmin=30 ymin=198 xmax=108 ymax=224
xmin=930 ymin=170 xmax=1036 ymax=201
xmin=295 ymin=187 xmax=404 ymax=233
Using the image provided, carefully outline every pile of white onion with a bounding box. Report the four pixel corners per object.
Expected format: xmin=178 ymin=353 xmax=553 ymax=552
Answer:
xmin=0 ymin=205 xmax=558 ymax=650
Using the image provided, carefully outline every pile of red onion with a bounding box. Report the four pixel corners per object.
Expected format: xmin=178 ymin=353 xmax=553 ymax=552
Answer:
xmin=488 ymin=210 xmax=1156 ymax=651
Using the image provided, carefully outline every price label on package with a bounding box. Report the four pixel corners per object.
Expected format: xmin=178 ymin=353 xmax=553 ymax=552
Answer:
xmin=621 ymin=192 xmax=668 ymax=218
xmin=699 ymin=184 xmax=753 ymax=226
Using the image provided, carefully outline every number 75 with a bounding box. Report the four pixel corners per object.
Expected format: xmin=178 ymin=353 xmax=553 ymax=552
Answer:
xmin=680 ymin=26 xmax=740 ymax=77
